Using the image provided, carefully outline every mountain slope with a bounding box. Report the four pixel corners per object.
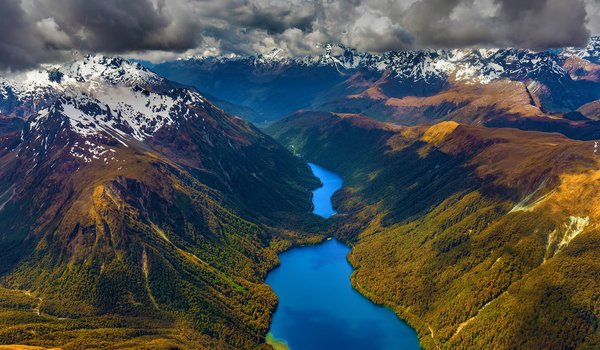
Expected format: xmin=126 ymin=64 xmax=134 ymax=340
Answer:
xmin=268 ymin=112 xmax=600 ymax=349
xmin=0 ymin=56 xmax=318 ymax=349
xmin=146 ymin=55 xmax=351 ymax=124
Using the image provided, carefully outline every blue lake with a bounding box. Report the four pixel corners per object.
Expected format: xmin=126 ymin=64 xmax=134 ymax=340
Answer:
xmin=265 ymin=163 xmax=421 ymax=350
xmin=307 ymin=163 xmax=343 ymax=218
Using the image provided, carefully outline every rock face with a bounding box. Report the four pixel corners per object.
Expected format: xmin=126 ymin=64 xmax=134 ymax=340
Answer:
xmin=0 ymin=55 xmax=318 ymax=349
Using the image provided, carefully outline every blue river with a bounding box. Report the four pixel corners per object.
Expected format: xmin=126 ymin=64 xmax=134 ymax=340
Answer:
xmin=266 ymin=163 xmax=421 ymax=350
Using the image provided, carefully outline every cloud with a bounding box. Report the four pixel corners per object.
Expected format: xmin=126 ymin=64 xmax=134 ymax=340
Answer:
xmin=0 ymin=0 xmax=55 ymax=70
xmin=585 ymin=0 xmax=600 ymax=36
xmin=494 ymin=0 xmax=590 ymax=49
xmin=400 ymin=0 xmax=591 ymax=49
xmin=0 ymin=0 xmax=598 ymax=70
xmin=35 ymin=0 xmax=200 ymax=52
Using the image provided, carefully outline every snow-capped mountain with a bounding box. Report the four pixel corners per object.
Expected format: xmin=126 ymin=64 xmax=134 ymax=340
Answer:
xmin=0 ymin=51 xmax=318 ymax=196
xmin=149 ymin=37 xmax=599 ymax=123
xmin=9 ymin=55 xmax=163 ymax=92
xmin=188 ymin=39 xmax=594 ymax=85
xmin=0 ymin=56 xmax=201 ymax=174
xmin=561 ymin=36 xmax=600 ymax=64
xmin=2 ymin=55 xmax=193 ymax=122
xmin=0 ymin=54 xmax=221 ymax=165
xmin=0 ymin=54 xmax=317 ymax=350
xmin=29 ymin=81 xmax=205 ymax=142
xmin=0 ymin=52 xmax=316 ymax=222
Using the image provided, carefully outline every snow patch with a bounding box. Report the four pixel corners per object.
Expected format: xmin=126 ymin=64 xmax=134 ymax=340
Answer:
xmin=20 ymin=54 xmax=209 ymax=147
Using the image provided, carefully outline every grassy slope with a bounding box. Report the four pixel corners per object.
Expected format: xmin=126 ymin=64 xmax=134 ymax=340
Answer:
xmin=0 ymin=152 xmax=277 ymax=349
xmin=268 ymin=111 xmax=600 ymax=349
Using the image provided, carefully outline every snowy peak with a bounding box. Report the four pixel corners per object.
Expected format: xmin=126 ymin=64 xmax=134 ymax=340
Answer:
xmin=6 ymin=54 xmax=166 ymax=97
xmin=561 ymin=36 xmax=600 ymax=64
xmin=1 ymin=53 xmax=215 ymax=167
xmin=287 ymin=46 xmax=571 ymax=84
xmin=0 ymin=54 xmax=180 ymax=121
xmin=1 ymin=53 xmax=214 ymax=142
xmin=255 ymin=48 xmax=285 ymax=64
xmin=67 ymin=55 xmax=161 ymax=86
xmin=189 ymin=40 xmax=599 ymax=85
xmin=30 ymin=85 xmax=206 ymax=143
xmin=309 ymin=46 xmax=571 ymax=84
xmin=0 ymin=78 xmax=14 ymax=103
xmin=10 ymin=56 xmax=215 ymax=167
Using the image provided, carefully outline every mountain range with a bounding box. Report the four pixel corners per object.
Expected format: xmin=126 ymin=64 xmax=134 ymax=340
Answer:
xmin=147 ymin=37 xmax=600 ymax=133
xmin=0 ymin=37 xmax=598 ymax=350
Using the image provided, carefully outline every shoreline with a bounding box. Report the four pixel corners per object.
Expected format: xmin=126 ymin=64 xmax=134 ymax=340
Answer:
xmin=263 ymin=161 xmax=421 ymax=350
xmin=266 ymin=332 xmax=290 ymax=350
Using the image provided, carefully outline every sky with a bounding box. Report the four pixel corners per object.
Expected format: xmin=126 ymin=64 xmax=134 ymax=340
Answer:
xmin=0 ymin=0 xmax=598 ymax=70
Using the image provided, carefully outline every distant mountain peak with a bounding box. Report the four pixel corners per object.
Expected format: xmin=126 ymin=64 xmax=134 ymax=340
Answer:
xmin=5 ymin=54 xmax=164 ymax=95
xmin=560 ymin=36 xmax=600 ymax=64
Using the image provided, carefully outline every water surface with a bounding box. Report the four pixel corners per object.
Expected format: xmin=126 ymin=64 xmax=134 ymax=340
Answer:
xmin=266 ymin=163 xmax=420 ymax=350
xmin=308 ymin=163 xmax=343 ymax=218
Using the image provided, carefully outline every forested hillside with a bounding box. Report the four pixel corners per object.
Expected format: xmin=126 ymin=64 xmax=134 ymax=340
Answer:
xmin=268 ymin=112 xmax=600 ymax=349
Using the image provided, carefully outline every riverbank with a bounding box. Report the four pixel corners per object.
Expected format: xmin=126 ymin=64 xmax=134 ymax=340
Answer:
xmin=350 ymin=273 xmax=435 ymax=350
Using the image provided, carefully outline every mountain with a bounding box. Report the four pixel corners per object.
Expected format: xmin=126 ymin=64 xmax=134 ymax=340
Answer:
xmin=267 ymin=112 xmax=600 ymax=349
xmin=0 ymin=55 xmax=320 ymax=349
xmin=143 ymin=51 xmax=352 ymax=125
xmin=1 ymin=40 xmax=598 ymax=350
xmin=561 ymin=36 xmax=600 ymax=64
xmin=147 ymin=38 xmax=600 ymax=134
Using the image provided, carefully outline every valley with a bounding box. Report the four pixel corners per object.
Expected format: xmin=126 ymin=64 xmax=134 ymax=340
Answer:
xmin=267 ymin=112 xmax=600 ymax=349
xmin=0 ymin=35 xmax=598 ymax=350
xmin=266 ymin=163 xmax=419 ymax=350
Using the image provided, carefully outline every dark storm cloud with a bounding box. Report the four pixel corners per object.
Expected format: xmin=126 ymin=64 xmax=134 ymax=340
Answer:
xmin=0 ymin=0 xmax=53 ymax=69
xmin=402 ymin=0 xmax=591 ymax=49
xmin=0 ymin=0 xmax=598 ymax=70
xmin=494 ymin=0 xmax=591 ymax=49
xmin=228 ymin=2 xmax=316 ymax=34
xmin=36 ymin=0 xmax=200 ymax=51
